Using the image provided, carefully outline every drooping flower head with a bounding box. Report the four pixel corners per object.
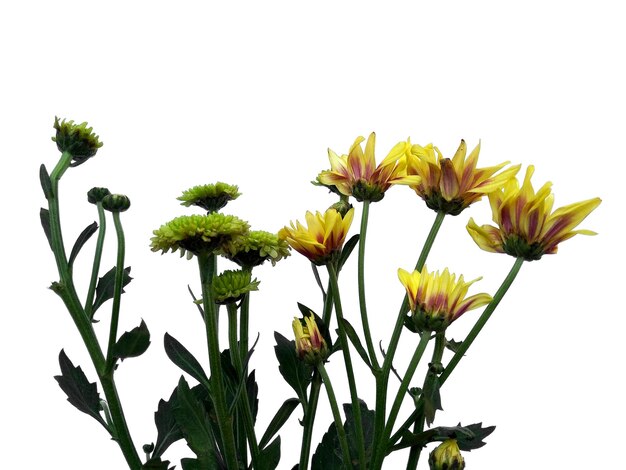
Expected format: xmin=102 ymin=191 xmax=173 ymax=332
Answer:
xmin=278 ymin=208 xmax=354 ymax=265
xmin=317 ymin=133 xmax=420 ymax=202
xmin=52 ymin=117 xmax=103 ymax=166
xmin=222 ymin=230 xmax=291 ymax=269
xmin=398 ymin=266 xmax=492 ymax=332
xmin=292 ymin=313 xmax=329 ymax=366
xmin=429 ymin=439 xmax=465 ymax=470
xmin=467 ymin=165 xmax=601 ymax=261
xmin=150 ymin=213 xmax=250 ymax=259
xmin=406 ymin=140 xmax=520 ymax=215
xmin=211 ymin=269 xmax=260 ymax=305
xmin=178 ymin=182 xmax=241 ymax=213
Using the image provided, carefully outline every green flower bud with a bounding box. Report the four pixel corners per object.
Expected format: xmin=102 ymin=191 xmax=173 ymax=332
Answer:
xmin=52 ymin=117 xmax=103 ymax=166
xmin=328 ymin=197 xmax=353 ymax=218
xmin=102 ymin=194 xmax=131 ymax=212
xmin=222 ymin=230 xmax=291 ymax=269
xmin=87 ymin=187 xmax=111 ymax=204
xmin=178 ymin=182 xmax=241 ymax=213
xmin=211 ymin=270 xmax=259 ymax=305
xmin=429 ymin=439 xmax=465 ymax=470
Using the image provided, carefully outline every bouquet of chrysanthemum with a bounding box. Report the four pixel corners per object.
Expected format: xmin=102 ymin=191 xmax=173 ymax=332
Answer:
xmin=41 ymin=118 xmax=600 ymax=469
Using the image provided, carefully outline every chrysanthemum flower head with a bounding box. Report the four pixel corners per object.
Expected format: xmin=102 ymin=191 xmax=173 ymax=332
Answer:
xmin=406 ymin=140 xmax=520 ymax=215
xmin=292 ymin=313 xmax=329 ymax=366
xmin=428 ymin=439 xmax=465 ymax=470
xmin=222 ymin=230 xmax=291 ymax=269
xmin=317 ymin=133 xmax=420 ymax=202
xmin=211 ymin=269 xmax=260 ymax=305
xmin=466 ymin=165 xmax=601 ymax=261
xmin=52 ymin=117 xmax=103 ymax=166
xmin=178 ymin=182 xmax=241 ymax=213
xmin=278 ymin=208 xmax=354 ymax=266
xmin=398 ymin=266 xmax=492 ymax=332
xmin=150 ymin=213 xmax=250 ymax=259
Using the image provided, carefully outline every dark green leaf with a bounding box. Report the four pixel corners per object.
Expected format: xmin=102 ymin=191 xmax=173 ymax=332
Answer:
xmin=247 ymin=370 xmax=259 ymax=422
xmin=340 ymin=319 xmax=373 ymax=371
xmin=92 ymin=266 xmax=132 ymax=315
xmin=274 ymin=332 xmax=312 ymax=406
xmin=164 ymin=333 xmax=210 ymax=388
xmin=445 ymin=338 xmax=463 ymax=354
xmin=311 ymin=421 xmax=344 ymax=470
xmin=40 ymin=164 xmax=53 ymax=199
xmin=40 ymin=208 xmax=52 ymax=249
xmin=152 ymin=387 xmax=183 ymax=458
xmin=180 ymin=458 xmax=201 ymax=470
xmin=456 ymin=422 xmax=496 ymax=451
xmin=54 ymin=349 xmax=107 ymax=429
xmin=68 ymin=221 xmax=98 ymax=268
xmin=390 ymin=422 xmax=496 ymax=453
xmin=258 ymin=437 xmax=281 ymax=470
xmin=113 ymin=319 xmax=151 ymax=361
xmin=423 ymin=374 xmax=442 ymax=426
xmin=259 ymin=398 xmax=300 ymax=448
xmin=338 ymin=234 xmax=359 ymax=271
xmin=141 ymin=458 xmax=174 ymax=470
xmin=296 ymin=303 xmax=333 ymax=351
xmin=344 ymin=400 xmax=375 ymax=466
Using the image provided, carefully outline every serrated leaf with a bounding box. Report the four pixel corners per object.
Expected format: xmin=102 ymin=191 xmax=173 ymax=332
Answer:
xmin=164 ymin=333 xmax=210 ymax=388
xmin=338 ymin=234 xmax=359 ymax=272
xmin=152 ymin=387 xmax=183 ymax=459
xmin=40 ymin=208 xmax=52 ymax=249
xmin=445 ymin=337 xmax=463 ymax=354
xmin=423 ymin=373 xmax=442 ymax=426
xmin=344 ymin=400 xmax=375 ymax=466
xmin=40 ymin=164 xmax=53 ymax=199
xmin=258 ymin=436 xmax=281 ymax=470
xmin=390 ymin=422 xmax=496 ymax=453
xmin=54 ymin=350 xmax=107 ymax=429
xmin=141 ymin=458 xmax=174 ymax=470
xmin=311 ymin=421 xmax=344 ymax=470
xmin=113 ymin=319 xmax=151 ymax=361
xmin=68 ymin=221 xmax=98 ymax=268
xmin=259 ymin=398 xmax=299 ymax=448
xmin=274 ymin=332 xmax=312 ymax=406
xmin=340 ymin=318 xmax=373 ymax=371
xmin=92 ymin=266 xmax=132 ymax=315
xmin=456 ymin=422 xmax=496 ymax=451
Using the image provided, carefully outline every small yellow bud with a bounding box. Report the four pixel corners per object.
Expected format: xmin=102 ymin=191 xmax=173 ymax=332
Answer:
xmin=429 ymin=439 xmax=465 ymax=470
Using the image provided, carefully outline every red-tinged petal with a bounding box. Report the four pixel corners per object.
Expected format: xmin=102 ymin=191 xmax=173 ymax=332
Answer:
xmin=467 ymin=218 xmax=505 ymax=253
xmin=451 ymin=139 xmax=468 ymax=176
xmin=440 ymin=159 xmax=460 ymax=201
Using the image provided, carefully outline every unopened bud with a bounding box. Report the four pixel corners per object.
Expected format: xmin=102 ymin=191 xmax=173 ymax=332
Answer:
xmin=429 ymin=439 xmax=465 ymax=470
xmin=87 ymin=187 xmax=111 ymax=204
xmin=102 ymin=194 xmax=131 ymax=212
xmin=52 ymin=116 xmax=103 ymax=166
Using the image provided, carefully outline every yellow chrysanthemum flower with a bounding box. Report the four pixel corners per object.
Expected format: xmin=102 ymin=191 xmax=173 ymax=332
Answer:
xmin=317 ymin=133 xmax=420 ymax=202
xmin=429 ymin=439 xmax=465 ymax=470
xmin=278 ymin=208 xmax=354 ymax=265
xmin=467 ymin=165 xmax=601 ymax=260
xmin=398 ymin=266 xmax=492 ymax=332
xmin=406 ymin=140 xmax=520 ymax=215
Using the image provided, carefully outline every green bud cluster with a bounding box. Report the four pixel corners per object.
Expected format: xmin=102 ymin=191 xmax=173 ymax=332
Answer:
xmin=52 ymin=117 xmax=103 ymax=166
xmin=211 ymin=270 xmax=259 ymax=305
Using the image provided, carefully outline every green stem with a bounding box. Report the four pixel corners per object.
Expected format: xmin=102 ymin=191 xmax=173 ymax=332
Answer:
xmin=372 ymin=211 xmax=445 ymax=464
xmin=85 ymin=202 xmax=106 ymax=319
xmin=372 ymin=331 xmax=431 ymax=469
xmin=327 ymin=263 xmax=366 ymax=470
xmin=317 ymin=362 xmax=353 ymax=467
xmin=299 ymin=371 xmax=322 ymax=470
xmin=198 ymin=253 xmax=239 ymax=470
xmin=357 ymin=200 xmax=379 ymax=370
xmin=105 ymin=212 xmax=125 ymax=373
xmin=239 ymin=293 xmax=250 ymax=367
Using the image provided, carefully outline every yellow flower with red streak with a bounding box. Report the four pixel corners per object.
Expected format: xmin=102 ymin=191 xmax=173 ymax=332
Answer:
xmin=398 ymin=266 xmax=492 ymax=332
xmin=278 ymin=208 xmax=354 ymax=265
xmin=467 ymin=165 xmax=601 ymax=260
xmin=292 ymin=313 xmax=329 ymax=365
xmin=406 ymin=140 xmax=520 ymax=215
xmin=428 ymin=439 xmax=465 ymax=470
xmin=317 ymin=133 xmax=420 ymax=202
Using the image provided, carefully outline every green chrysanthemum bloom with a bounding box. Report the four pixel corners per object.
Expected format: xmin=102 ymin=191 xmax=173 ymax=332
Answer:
xmin=150 ymin=213 xmax=250 ymax=258
xmin=178 ymin=182 xmax=241 ymax=213
xmin=223 ymin=230 xmax=291 ymax=268
xmin=52 ymin=117 xmax=103 ymax=166
xmin=212 ymin=269 xmax=260 ymax=305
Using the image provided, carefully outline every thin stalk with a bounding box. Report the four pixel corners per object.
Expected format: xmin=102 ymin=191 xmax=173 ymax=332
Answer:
xmin=105 ymin=212 xmax=125 ymax=373
xmin=318 ymin=362 xmax=353 ymax=467
xmin=84 ymin=202 xmax=106 ymax=319
xmin=327 ymin=263 xmax=366 ymax=470
xmin=372 ymin=331 xmax=431 ymax=469
xmin=357 ymin=200 xmax=379 ymax=369
xmin=372 ymin=211 xmax=445 ymax=463
xmin=198 ymin=253 xmax=239 ymax=470
xmin=299 ymin=372 xmax=322 ymax=470
xmin=239 ymin=293 xmax=250 ymax=367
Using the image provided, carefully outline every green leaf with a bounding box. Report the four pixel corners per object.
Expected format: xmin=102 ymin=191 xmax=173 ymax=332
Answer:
xmin=311 ymin=421 xmax=344 ymax=469
xmin=40 ymin=208 xmax=52 ymax=249
xmin=141 ymin=458 xmax=174 ymax=470
xmin=338 ymin=234 xmax=359 ymax=272
xmin=456 ymin=422 xmax=496 ymax=451
xmin=247 ymin=370 xmax=259 ymax=422
xmin=172 ymin=377 xmax=219 ymax=466
xmin=340 ymin=318 xmax=373 ymax=371
xmin=92 ymin=266 xmax=132 ymax=315
xmin=113 ymin=319 xmax=151 ymax=361
xmin=344 ymin=400 xmax=375 ymax=466
xmin=54 ymin=350 xmax=107 ymax=429
xmin=180 ymin=458 xmax=201 ymax=470
xmin=40 ymin=163 xmax=53 ymax=199
xmin=274 ymin=332 xmax=312 ymax=406
xmin=258 ymin=436 xmax=281 ymax=470
xmin=152 ymin=387 xmax=183 ymax=458
xmin=296 ymin=303 xmax=333 ymax=351
xmin=164 ymin=333 xmax=210 ymax=388
xmin=445 ymin=337 xmax=463 ymax=354
xmin=68 ymin=221 xmax=98 ymax=269
xmin=423 ymin=373 xmax=442 ymax=426
xmin=390 ymin=422 xmax=496 ymax=453
xmin=259 ymin=398 xmax=299 ymax=448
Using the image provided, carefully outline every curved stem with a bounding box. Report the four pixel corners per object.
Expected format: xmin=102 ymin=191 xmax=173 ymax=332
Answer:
xmin=357 ymin=200 xmax=379 ymax=369
xmin=105 ymin=212 xmax=125 ymax=373
xmin=198 ymin=253 xmax=239 ymax=470
xmin=327 ymin=263 xmax=366 ymax=470
xmin=299 ymin=371 xmax=322 ymax=470
xmin=85 ymin=202 xmax=107 ymax=319
xmin=317 ymin=362 xmax=353 ymax=467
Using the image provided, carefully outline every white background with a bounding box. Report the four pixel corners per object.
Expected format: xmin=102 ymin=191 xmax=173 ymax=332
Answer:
xmin=1 ymin=1 xmax=623 ymax=468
